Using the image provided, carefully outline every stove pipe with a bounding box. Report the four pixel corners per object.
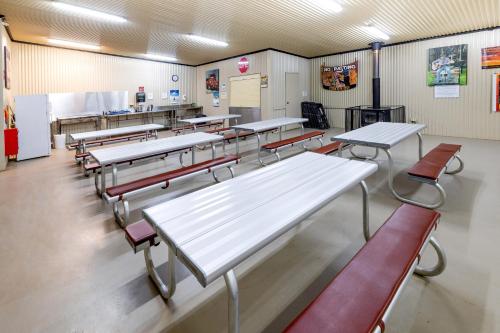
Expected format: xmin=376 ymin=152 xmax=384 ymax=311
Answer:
xmin=370 ymin=42 xmax=384 ymax=109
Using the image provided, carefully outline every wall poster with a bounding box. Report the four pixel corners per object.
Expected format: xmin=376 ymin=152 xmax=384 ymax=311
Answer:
xmin=493 ymin=73 xmax=500 ymax=113
xmin=206 ymin=69 xmax=219 ymax=93
xmin=212 ymin=91 xmax=220 ymax=107
xmin=4 ymin=46 xmax=11 ymax=90
xmin=427 ymin=44 xmax=468 ymax=86
xmin=169 ymin=89 xmax=180 ymax=104
xmin=481 ymin=46 xmax=500 ymax=69
xmin=321 ymin=60 xmax=358 ymax=91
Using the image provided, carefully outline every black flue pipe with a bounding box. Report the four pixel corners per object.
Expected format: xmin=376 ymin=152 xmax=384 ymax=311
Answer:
xmin=369 ymin=42 xmax=384 ymax=109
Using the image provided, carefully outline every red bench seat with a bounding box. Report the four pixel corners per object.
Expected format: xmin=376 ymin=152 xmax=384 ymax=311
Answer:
xmin=407 ymin=143 xmax=461 ymax=181
xmin=312 ymin=141 xmax=346 ymax=155
xmin=285 ymin=204 xmax=440 ymax=333
xmin=125 ymin=220 xmax=160 ymax=253
xmin=205 ymin=127 xmax=232 ymax=134
xmin=106 ymin=154 xmax=239 ymax=199
xmin=262 ymin=130 xmax=325 ymax=150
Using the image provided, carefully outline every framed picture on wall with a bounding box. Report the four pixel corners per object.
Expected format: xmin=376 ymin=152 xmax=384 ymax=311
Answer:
xmin=206 ymin=69 xmax=219 ymax=93
xmin=427 ymin=44 xmax=468 ymax=86
xmin=4 ymin=46 xmax=11 ymax=90
xmin=481 ymin=46 xmax=500 ymax=69
xmin=493 ymin=73 xmax=500 ymax=113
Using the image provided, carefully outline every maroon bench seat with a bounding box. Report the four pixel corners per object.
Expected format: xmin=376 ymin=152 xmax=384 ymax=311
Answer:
xmin=103 ymin=155 xmax=239 ymax=226
xmin=125 ymin=220 xmax=160 ymax=253
xmin=262 ymin=130 xmax=325 ymax=150
xmin=205 ymin=127 xmax=232 ymax=134
xmin=312 ymin=141 xmax=349 ymax=155
xmin=285 ymin=204 xmax=442 ymax=333
xmin=408 ymin=143 xmax=461 ymax=181
xmin=106 ymin=155 xmax=238 ymax=199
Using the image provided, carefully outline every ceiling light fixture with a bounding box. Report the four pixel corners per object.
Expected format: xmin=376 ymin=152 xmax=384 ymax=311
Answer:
xmin=186 ymin=34 xmax=228 ymax=47
xmin=51 ymin=1 xmax=127 ymax=23
xmin=314 ymin=0 xmax=343 ymax=13
xmin=48 ymin=38 xmax=101 ymax=50
xmin=361 ymin=25 xmax=390 ymax=40
xmin=144 ymin=54 xmax=178 ymax=62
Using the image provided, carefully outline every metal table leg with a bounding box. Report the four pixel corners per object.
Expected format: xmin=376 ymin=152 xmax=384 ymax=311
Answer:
xmin=211 ymin=142 xmax=216 ymax=159
xmin=415 ymin=236 xmax=447 ymax=277
xmin=235 ymin=129 xmax=240 ymax=156
xmin=224 ymin=270 xmax=239 ymax=333
xmin=192 ymin=145 xmax=196 ymax=165
xmin=360 ymin=180 xmax=370 ymax=241
xmin=99 ymin=164 xmax=106 ymax=197
xmin=337 ymin=143 xmax=343 ymax=157
xmin=257 ymin=133 xmax=267 ymax=166
xmin=145 ymin=246 xmax=177 ymax=299
xmin=112 ymin=163 xmax=118 ymax=186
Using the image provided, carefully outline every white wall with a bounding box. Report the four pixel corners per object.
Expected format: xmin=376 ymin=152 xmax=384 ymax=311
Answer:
xmin=195 ymin=50 xmax=311 ymax=121
xmin=311 ymin=29 xmax=500 ymax=140
xmin=268 ymin=50 xmax=310 ymax=118
xmin=11 ymin=43 xmax=197 ymax=108
xmin=196 ymin=51 xmax=271 ymax=119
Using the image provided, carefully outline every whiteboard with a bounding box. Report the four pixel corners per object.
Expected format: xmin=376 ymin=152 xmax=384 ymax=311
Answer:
xmin=229 ymin=74 xmax=261 ymax=107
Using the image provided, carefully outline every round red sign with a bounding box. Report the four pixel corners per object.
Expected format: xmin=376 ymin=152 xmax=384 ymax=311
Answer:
xmin=238 ymin=57 xmax=249 ymax=73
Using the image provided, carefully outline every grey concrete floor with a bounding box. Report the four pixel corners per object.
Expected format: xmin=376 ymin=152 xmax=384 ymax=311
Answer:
xmin=0 ymin=128 xmax=498 ymax=333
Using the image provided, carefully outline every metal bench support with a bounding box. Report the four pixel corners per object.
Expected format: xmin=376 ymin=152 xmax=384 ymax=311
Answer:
xmin=145 ymin=246 xmax=177 ymax=299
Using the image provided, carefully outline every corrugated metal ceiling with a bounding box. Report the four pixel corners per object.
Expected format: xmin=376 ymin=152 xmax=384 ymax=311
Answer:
xmin=0 ymin=0 xmax=498 ymax=65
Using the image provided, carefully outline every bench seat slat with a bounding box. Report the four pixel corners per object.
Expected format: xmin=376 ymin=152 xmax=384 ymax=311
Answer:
xmin=285 ymin=204 xmax=440 ymax=333
xmin=205 ymin=127 xmax=232 ymax=134
xmin=105 ymin=155 xmax=238 ymax=198
xmin=407 ymin=143 xmax=461 ymax=180
xmin=312 ymin=141 xmax=346 ymax=155
xmin=261 ymin=130 xmax=325 ymax=150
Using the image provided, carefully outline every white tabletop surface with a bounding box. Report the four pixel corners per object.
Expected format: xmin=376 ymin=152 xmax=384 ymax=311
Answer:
xmin=144 ymin=152 xmax=377 ymax=286
xmin=70 ymin=124 xmax=163 ymax=141
xmin=333 ymin=122 xmax=426 ymax=149
xmin=90 ymin=132 xmax=223 ymax=165
xmin=232 ymin=117 xmax=308 ymax=132
xmin=179 ymin=114 xmax=241 ymax=125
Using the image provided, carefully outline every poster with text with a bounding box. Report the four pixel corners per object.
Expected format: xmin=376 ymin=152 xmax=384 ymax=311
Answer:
xmin=321 ymin=60 xmax=358 ymax=91
xmin=212 ymin=91 xmax=220 ymax=107
xmin=493 ymin=73 xmax=500 ymax=113
xmin=206 ymin=69 xmax=219 ymax=93
xmin=427 ymin=44 xmax=468 ymax=86
xmin=481 ymin=46 xmax=500 ymax=69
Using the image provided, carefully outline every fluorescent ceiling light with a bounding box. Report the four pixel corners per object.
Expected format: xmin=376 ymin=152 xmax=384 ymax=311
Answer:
xmin=186 ymin=35 xmax=228 ymax=47
xmin=48 ymin=38 xmax=101 ymax=50
xmin=361 ymin=25 xmax=390 ymax=40
xmin=51 ymin=1 xmax=127 ymax=23
xmin=144 ymin=54 xmax=178 ymax=62
xmin=313 ymin=0 xmax=343 ymax=13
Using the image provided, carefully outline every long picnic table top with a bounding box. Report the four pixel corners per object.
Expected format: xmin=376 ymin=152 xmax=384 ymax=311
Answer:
xmin=178 ymin=114 xmax=241 ymax=125
xmin=143 ymin=152 xmax=377 ymax=287
xmin=333 ymin=122 xmax=426 ymax=149
xmin=70 ymin=124 xmax=163 ymax=141
xmin=231 ymin=117 xmax=308 ymax=133
xmin=89 ymin=132 xmax=223 ymax=165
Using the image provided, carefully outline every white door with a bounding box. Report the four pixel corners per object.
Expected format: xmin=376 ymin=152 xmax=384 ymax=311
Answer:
xmin=16 ymin=95 xmax=51 ymax=160
xmin=285 ymin=72 xmax=301 ymax=129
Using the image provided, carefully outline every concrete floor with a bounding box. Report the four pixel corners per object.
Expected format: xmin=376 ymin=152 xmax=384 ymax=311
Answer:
xmin=0 ymin=127 xmax=499 ymax=333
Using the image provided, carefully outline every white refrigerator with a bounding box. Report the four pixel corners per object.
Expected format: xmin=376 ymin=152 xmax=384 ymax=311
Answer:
xmin=15 ymin=94 xmax=52 ymax=161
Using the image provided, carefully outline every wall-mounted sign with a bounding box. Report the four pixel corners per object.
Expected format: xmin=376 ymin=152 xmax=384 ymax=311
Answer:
xmin=212 ymin=91 xmax=220 ymax=107
xmin=238 ymin=57 xmax=249 ymax=74
xmin=136 ymin=92 xmax=146 ymax=103
xmin=172 ymin=74 xmax=179 ymax=82
xmin=138 ymin=86 xmax=144 ymax=93
xmin=321 ymin=60 xmax=358 ymax=91
xmin=170 ymin=89 xmax=180 ymax=104
xmin=260 ymin=75 xmax=268 ymax=88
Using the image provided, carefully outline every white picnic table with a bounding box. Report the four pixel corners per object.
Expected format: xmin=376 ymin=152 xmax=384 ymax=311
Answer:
xmin=143 ymin=152 xmax=377 ymax=333
xmin=89 ymin=132 xmax=224 ymax=196
xmin=231 ymin=117 xmax=309 ymax=158
xmin=70 ymin=124 xmax=164 ymax=153
xmin=179 ymin=114 xmax=241 ymax=127
xmin=333 ymin=122 xmax=426 ymax=202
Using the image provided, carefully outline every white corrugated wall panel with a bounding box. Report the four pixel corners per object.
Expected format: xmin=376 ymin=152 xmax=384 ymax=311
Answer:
xmin=269 ymin=50 xmax=310 ymax=119
xmin=11 ymin=43 xmax=197 ymax=107
xmin=311 ymin=29 xmax=500 ymax=140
